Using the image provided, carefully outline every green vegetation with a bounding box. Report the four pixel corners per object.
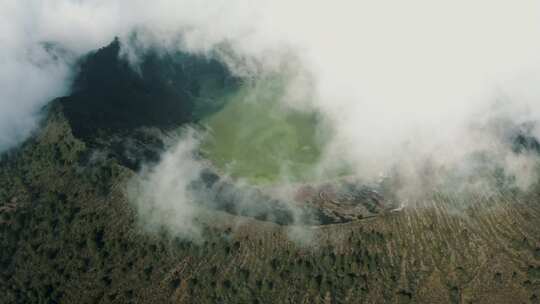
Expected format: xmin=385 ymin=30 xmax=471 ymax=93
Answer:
xmin=2 ymin=40 xmax=540 ymax=303
xmin=1 ymin=93 xmax=540 ymax=304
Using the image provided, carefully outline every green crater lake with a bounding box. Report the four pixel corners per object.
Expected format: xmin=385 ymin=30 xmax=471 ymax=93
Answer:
xmin=200 ymin=77 xmax=335 ymax=184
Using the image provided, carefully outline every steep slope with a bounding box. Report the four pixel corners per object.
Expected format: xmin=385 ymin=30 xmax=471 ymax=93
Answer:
xmin=1 ymin=41 xmax=540 ymax=304
xmin=59 ymin=39 xmax=238 ymax=170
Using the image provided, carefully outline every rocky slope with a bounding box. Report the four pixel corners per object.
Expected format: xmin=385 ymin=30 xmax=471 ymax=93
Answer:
xmin=1 ymin=40 xmax=540 ymax=303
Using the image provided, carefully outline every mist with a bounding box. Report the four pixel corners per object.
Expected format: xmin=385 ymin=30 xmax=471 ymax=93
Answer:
xmin=3 ymin=0 xmax=540 ymax=238
xmin=127 ymin=128 xmax=207 ymax=239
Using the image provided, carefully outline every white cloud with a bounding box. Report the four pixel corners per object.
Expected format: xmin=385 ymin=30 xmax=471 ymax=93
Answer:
xmin=2 ymin=0 xmax=540 ymax=235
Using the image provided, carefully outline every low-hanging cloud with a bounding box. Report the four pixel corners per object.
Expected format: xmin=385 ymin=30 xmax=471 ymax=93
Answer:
xmin=127 ymin=128 xmax=207 ymax=239
xmin=3 ymin=0 xmax=540 ymax=238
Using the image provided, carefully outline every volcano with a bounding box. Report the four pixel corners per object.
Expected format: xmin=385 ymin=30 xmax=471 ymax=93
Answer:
xmin=1 ymin=39 xmax=540 ymax=303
